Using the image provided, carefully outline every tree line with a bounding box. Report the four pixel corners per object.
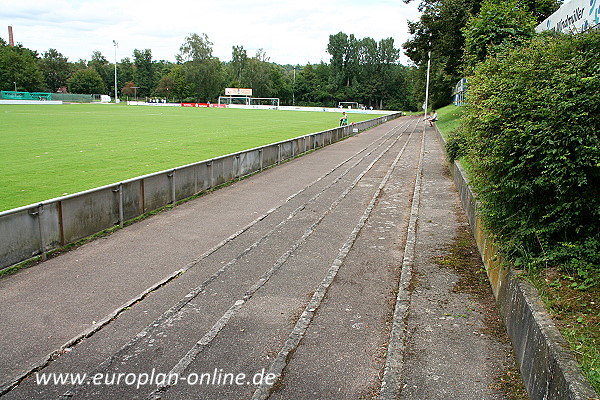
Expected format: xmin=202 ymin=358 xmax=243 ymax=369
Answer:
xmin=401 ymin=0 xmax=562 ymax=109
xmin=0 ymin=1 xmax=562 ymax=110
xmin=0 ymin=32 xmax=420 ymax=110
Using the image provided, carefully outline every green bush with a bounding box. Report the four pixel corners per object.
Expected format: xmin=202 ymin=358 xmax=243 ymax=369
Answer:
xmin=445 ymin=126 xmax=468 ymax=162
xmin=461 ymin=30 xmax=600 ymax=286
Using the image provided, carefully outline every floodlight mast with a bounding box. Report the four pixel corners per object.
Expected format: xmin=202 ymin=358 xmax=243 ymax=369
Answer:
xmin=113 ymin=40 xmax=118 ymax=103
xmin=424 ymin=39 xmax=432 ymax=120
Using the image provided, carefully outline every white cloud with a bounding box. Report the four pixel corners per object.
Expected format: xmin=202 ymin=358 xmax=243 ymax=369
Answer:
xmin=1 ymin=0 xmax=421 ymax=65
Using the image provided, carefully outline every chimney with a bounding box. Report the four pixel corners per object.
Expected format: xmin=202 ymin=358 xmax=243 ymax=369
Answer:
xmin=8 ymin=26 xmax=14 ymax=47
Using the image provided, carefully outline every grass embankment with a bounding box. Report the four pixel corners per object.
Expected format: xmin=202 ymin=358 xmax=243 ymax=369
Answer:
xmin=435 ymin=105 xmax=463 ymax=139
xmin=0 ymin=105 xmax=379 ymax=212
xmin=435 ymin=104 xmax=599 ymax=394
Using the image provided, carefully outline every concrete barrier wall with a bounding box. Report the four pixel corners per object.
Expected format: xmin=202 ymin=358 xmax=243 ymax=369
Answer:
xmin=434 ymin=127 xmax=598 ymax=400
xmin=0 ymin=100 xmax=63 ymax=105
xmin=0 ymin=114 xmax=398 ymax=270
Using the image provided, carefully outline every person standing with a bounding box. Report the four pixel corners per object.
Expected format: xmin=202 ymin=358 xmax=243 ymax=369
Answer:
xmin=340 ymin=112 xmax=348 ymax=126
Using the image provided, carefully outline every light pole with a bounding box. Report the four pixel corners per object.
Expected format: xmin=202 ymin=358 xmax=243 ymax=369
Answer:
xmin=292 ymin=67 xmax=296 ymax=106
xmin=424 ymin=39 xmax=432 ymax=120
xmin=132 ymin=87 xmax=139 ymax=102
xmin=113 ymin=40 xmax=118 ymax=103
xmin=13 ymin=82 xmax=16 ymax=92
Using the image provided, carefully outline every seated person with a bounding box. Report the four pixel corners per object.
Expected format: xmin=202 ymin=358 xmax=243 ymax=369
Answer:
xmin=428 ymin=110 xmax=438 ymax=126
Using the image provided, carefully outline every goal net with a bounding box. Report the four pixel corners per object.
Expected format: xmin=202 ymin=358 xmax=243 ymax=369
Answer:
xmin=218 ymin=96 xmax=251 ymax=105
xmin=249 ymin=97 xmax=280 ymax=106
xmin=338 ymin=101 xmax=363 ymax=109
xmin=218 ymin=96 xmax=280 ymax=107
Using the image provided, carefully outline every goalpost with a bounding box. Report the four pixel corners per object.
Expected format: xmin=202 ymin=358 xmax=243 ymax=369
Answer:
xmin=218 ymin=96 xmax=251 ymax=106
xmin=338 ymin=101 xmax=361 ymax=109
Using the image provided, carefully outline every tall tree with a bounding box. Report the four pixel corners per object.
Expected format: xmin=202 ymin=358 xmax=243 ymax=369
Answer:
xmin=295 ymin=63 xmax=333 ymax=106
xmin=269 ymin=64 xmax=293 ymax=104
xmin=402 ymin=0 xmax=561 ymax=108
xmin=155 ymin=64 xmax=189 ymax=101
xmin=462 ymin=0 xmax=537 ymax=71
xmin=111 ymin=57 xmax=141 ymax=100
xmin=345 ymin=34 xmax=360 ymax=87
xmin=133 ymin=49 xmax=154 ymax=98
xmin=67 ymin=68 xmax=106 ymax=94
xmin=242 ymin=49 xmax=273 ymax=97
xmin=117 ymin=57 xmax=134 ymax=91
xmin=88 ymin=51 xmax=113 ymax=95
xmin=39 ymin=49 xmax=71 ymax=92
xmin=177 ymin=33 xmax=214 ymax=62
xmin=0 ymin=44 xmax=44 ymax=91
xmin=71 ymin=58 xmax=88 ymax=72
xmin=326 ymin=32 xmax=362 ymax=88
xmin=327 ymin=32 xmax=349 ymax=88
xmin=385 ymin=64 xmax=417 ymax=111
xmin=358 ymin=37 xmax=380 ymax=105
xmin=177 ymin=33 xmax=223 ymax=101
xmin=230 ymin=45 xmax=248 ymax=84
xmin=403 ymin=0 xmax=482 ymax=109
xmin=326 ymin=32 xmax=402 ymax=108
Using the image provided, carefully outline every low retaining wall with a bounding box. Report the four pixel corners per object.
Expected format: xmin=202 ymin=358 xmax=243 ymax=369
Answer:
xmin=435 ymin=126 xmax=598 ymax=400
xmin=0 ymin=100 xmax=63 ymax=105
xmin=0 ymin=115 xmax=398 ymax=271
xmin=226 ymin=104 xmax=397 ymax=115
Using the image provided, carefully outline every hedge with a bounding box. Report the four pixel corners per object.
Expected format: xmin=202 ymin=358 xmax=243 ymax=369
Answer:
xmin=459 ymin=29 xmax=600 ymax=287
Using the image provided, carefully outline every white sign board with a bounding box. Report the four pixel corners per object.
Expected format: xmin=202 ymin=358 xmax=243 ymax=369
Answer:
xmin=536 ymin=0 xmax=600 ymax=33
xmin=225 ymin=88 xmax=253 ymax=96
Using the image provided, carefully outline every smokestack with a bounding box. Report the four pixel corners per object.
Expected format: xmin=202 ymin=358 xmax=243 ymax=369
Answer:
xmin=8 ymin=26 xmax=14 ymax=47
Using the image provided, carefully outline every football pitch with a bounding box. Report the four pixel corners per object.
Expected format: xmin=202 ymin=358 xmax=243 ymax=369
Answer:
xmin=0 ymin=104 xmax=381 ymax=212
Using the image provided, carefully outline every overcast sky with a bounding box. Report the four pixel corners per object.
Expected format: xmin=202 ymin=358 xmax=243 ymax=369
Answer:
xmin=1 ymin=0 xmax=422 ymax=66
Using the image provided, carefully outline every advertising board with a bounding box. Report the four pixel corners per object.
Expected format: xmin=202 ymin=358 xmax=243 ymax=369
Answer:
xmin=536 ymin=0 xmax=600 ymax=33
xmin=225 ymin=88 xmax=253 ymax=96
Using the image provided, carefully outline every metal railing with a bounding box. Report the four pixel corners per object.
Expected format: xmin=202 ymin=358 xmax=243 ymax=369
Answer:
xmin=0 ymin=114 xmax=400 ymax=270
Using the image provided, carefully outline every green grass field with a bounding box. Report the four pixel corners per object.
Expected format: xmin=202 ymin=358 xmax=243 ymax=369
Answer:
xmin=0 ymin=104 xmax=381 ymax=212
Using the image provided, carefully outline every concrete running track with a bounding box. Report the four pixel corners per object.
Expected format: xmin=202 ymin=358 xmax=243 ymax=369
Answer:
xmin=0 ymin=115 xmax=521 ymax=399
